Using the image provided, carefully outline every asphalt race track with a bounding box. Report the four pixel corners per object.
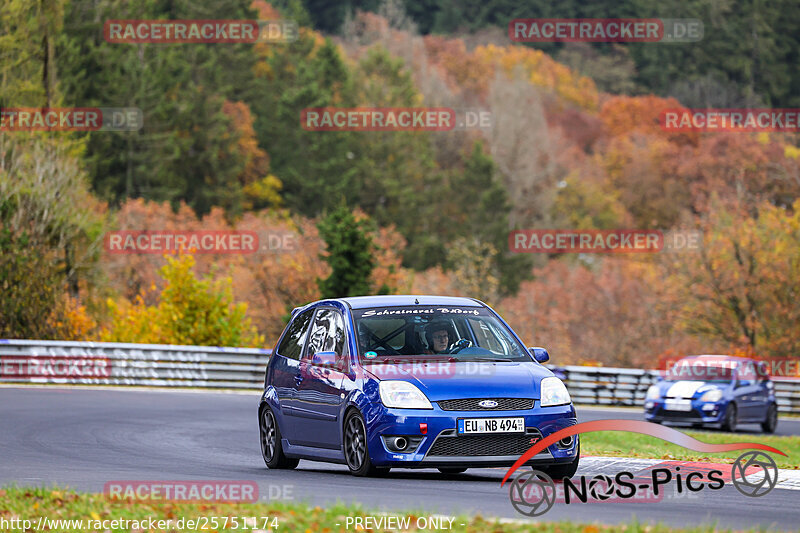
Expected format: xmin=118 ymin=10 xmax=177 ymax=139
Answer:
xmin=2 ymin=387 xmax=798 ymax=530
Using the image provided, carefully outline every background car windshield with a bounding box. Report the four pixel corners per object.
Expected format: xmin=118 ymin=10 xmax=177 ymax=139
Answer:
xmin=352 ymin=306 xmax=530 ymax=362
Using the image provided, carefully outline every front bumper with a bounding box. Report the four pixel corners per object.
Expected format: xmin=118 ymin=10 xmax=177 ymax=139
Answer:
xmin=361 ymin=400 xmax=579 ymax=468
xmin=644 ymin=398 xmax=727 ymax=424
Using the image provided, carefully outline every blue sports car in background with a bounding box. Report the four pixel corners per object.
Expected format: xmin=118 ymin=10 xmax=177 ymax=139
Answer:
xmin=644 ymin=355 xmax=778 ymax=433
xmin=258 ymin=295 xmax=579 ymax=477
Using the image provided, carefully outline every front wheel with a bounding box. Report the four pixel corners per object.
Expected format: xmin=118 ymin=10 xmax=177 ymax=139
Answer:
xmin=761 ymin=404 xmax=778 ymax=433
xmin=344 ymin=411 xmax=385 ymax=477
xmin=260 ymin=407 xmax=299 ymax=469
xmin=543 ymin=443 xmax=580 ymax=480
xmin=721 ymin=403 xmax=737 ymax=432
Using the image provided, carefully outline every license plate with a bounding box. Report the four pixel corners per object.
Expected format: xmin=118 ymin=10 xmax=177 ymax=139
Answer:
xmin=458 ymin=417 xmax=525 ymax=434
xmin=664 ymin=399 xmax=692 ymax=411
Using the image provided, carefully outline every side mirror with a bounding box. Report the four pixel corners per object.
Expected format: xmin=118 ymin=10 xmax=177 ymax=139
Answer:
xmin=312 ymin=351 xmax=338 ymax=367
xmin=529 ymin=346 xmax=550 ymax=364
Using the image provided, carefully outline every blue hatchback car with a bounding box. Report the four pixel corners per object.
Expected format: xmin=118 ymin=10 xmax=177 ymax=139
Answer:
xmin=644 ymin=355 xmax=778 ymax=433
xmin=258 ymin=295 xmax=580 ymax=477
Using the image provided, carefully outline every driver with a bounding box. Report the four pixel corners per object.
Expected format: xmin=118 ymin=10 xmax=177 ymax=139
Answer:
xmin=424 ymin=320 xmax=454 ymax=354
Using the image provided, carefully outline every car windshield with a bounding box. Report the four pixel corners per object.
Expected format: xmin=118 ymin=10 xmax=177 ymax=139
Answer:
xmin=352 ymin=305 xmax=531 ymax=363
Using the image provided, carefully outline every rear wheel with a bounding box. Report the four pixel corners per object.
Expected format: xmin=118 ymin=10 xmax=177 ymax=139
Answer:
xmin=344 ymin=411 xmax=386 ymax=477
xmin=761 ymin=404 xmax=778 ymax=433
xmin=543 ymin=443 xmax=580 ymax=480
xmin=721 ymin=403 xmax=738 ymax=432
xmin=438 ymin=468 xmax=468 ymax=474
xmin=260 ymin=407 xmax=299 ymax=469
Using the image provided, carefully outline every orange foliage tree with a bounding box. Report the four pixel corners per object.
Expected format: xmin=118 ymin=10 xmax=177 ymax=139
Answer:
xmin=663 ymin=199 xmax=800 ymax=358
xmin=498 ymin=257 xmax=712 ymax=368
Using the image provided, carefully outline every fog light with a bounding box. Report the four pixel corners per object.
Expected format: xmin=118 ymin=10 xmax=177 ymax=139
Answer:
xmin=382 ymin=435 xmax=423 ymax=453
xmin=701 ymin=403 xmax=715 ymax=411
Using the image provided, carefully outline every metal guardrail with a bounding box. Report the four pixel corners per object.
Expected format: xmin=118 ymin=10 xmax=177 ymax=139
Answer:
xmin=1 ymin=340 xmax=798 ymax=414
xmin=0 ymin=340 xmax=271 ymax=389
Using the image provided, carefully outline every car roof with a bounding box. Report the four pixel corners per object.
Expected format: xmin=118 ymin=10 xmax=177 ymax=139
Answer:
xmin=338 ymin=295 xmax=484 ymax=309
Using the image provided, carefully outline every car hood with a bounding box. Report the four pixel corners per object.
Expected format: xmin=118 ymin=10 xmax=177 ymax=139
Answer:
xmin=657 ymin=380 xmax=727 ymax=399
xmin=364 ymin=361 xmax=553 ymax=401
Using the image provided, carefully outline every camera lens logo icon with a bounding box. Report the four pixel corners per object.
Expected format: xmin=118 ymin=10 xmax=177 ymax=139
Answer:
xmin=509 ymin=470 xmax=556 ymax=516
xmin=732 ymin=451 xmax=778 ymax=497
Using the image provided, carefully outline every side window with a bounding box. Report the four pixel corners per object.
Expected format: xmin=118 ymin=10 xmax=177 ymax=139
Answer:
xmin=306 ymin=309 xmax=348 ymax=369
xmin=735 ymin=363 xmax=753 ymax=387
xmin=276 ymin=309 xmax=313 ymax=360
xmin=306 ymin=309 xmax=328 ymax=359
xmin=327 ymin=311 xmax=347 ymax=357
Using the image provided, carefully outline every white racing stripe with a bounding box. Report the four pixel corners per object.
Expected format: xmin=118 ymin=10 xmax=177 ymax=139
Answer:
xmin=666 ymin=380 xmax=706 ymax=398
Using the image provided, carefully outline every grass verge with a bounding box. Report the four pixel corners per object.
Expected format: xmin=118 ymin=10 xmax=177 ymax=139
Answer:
xmin=0 ymin=486 xmax=761 ymax=532
xmin=580 ymin=429 xmax=799 ymax=469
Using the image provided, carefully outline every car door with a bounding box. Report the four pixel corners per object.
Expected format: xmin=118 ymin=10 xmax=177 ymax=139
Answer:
xmin=748 ymin=377 xmax=772 ymax=421
xmin=271 ymin=308 xmax=314 ymax=442
xmin=733 ymin=376 xmax=759 ymax=420
xmin=293 ymin=308 xmax=348 ymax=449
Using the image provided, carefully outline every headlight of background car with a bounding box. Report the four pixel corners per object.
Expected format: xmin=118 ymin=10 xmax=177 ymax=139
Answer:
xmin=379 ymin=381 xmax=433 ymax=409
xmin=540 ymin=377 xmax=571 ymax=407
xmin=700 ymin=389 xmax=722 ymax=402
xmin=646 ymin=384 xmax=660 ymax=400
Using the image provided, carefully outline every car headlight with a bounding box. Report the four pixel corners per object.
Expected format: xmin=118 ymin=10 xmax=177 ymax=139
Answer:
xmin=700 ymin=389 xmax=722 ymax=402
xmin=540 ymin=377 xmax=571 ymax=407
xmin=646 ymin=384 xmax=661 ymax=400
xmin=379 ymin=381 xmax=433 ymax=409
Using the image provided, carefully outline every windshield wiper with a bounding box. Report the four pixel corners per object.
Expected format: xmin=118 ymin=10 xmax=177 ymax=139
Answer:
xmin=464 ymin=357 xmax=514 ymax=362
xmin=383 ymin=356 xmax=459 ymax=364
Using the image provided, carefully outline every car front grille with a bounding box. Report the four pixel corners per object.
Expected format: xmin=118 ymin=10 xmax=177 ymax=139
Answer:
xmin=427 ymin=428 xmax=543 ymax=457
xmin=437 ymin=398 xmax=534 ymax=411
xmin=657 ymin=408 xmax=702 ymax=419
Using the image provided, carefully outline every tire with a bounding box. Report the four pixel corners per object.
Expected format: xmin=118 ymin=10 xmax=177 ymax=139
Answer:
xmin=260 ymin=406 xmax=299 ymax=469
xmin=343 ymin=410 xmax=385 ymax=477
xmin=761 ymin=404 xmax=778 ymax=434
xmin=544 ymin=443 xmax=580 ymax=480
xmin=721 ymin=403 xmax=737 ymax=433
xmin=438 ymin=468 xmax=468 ymax=474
